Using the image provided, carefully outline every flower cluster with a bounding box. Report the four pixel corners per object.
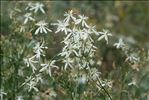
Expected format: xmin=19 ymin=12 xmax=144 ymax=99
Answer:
xmin=21 ymin=74 xmax=42 ymax=92
xmin=19 ymin=2 xmax=52 ymax=35
xmin=35 ymin=20 xmax=52 ymax=35
xmin=52 ymin=10 xmax=112 ymax=70
xmin=114 ymin=38 xmax=140 ymax=64
xmin=25 ymin=2 xmax=45 ymax=14
xmin=52 ymin=10 xmax=113 ymax=95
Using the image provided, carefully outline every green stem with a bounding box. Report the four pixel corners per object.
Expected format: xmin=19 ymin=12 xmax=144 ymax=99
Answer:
xmin=97 ymin=78 xmax=112 ymax=100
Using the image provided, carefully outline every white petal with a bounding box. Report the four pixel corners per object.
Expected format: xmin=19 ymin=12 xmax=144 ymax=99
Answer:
xmin=24 ymin=18 xmax=28 ymax=24
xmin=97 ymin=35 xmax=104 ymax=41
xmin=46 ymin=27 xmax=52 ymax=32
xmin=75 ymin=19 xmax=81 ymax=24
xmin=42 ymin=27 xmax=47 ymax=33
xmin=40 ymin=8 xmax=45 ymax=14
xmin=35 ymin=28 xmax=40 ymax=35
xmin=39 ymin=66 xmax=47 ymax=72
xmin=39 ymin=27 xmax=43 ymax=33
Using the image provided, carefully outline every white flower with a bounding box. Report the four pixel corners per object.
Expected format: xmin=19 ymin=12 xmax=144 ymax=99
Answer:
xmin=22 ymin=74 xmax=42 ymax=92
xmin=97 ymin=29 xmax=112 ymax=44
xmin=50 ymin=91 xmax=57 ymax=97
xmin=35 ymin=20 xmax=52 ymax=35
xmin=27 ymin=80 xmax=39 ymax=92
xmin=125 ymin=53 xmax=140 ymax=63
xmin=75 ymin=15 xmax=89 ymax=27
xmin=59 ymin=51 xmax=71 ymax=58
xmin=77 ymin=74 xmax=87 ymax=84
xmin=27 ymin=2 xmax=45 ymax=14
xmin=25 ymin=2 xmax=34 ymax=10
xmin=33 ymin=41 xmax=47 ymax=59
xmin=96 ymin=79 xmax=112 ymax=91
xmin=35 ymin=74 xmax=43 ymax=83
xmin=64 ymin=10 xmax=76 ymax=23
xmin=84 ymin=25 xmax=97 ymax=34
xmin=128 ymin=77 xmax=137 ymax=86
xmin=23 ymin=13 xmax=35 ymax=24
xmin=63 ymin=58 xmax=74 ymax=70
xmin=128 ymin=81 xmax=136 ymax=86
xmin=114 ymin=38 xmax=125 ymax=49
xmin=20 ymin=25 xmax=26 ymax=33
xmin=21 ymin=76 xmax=32 ymax=87
xmin=18 ymin=69 xmax=24 ymax=76
xmin=89 ymin=68 xmax=101 ymax=80
xmin=40 ymin=60 xmax=59 ymax=76
xmin=24 ymin=56 xmax=38 ymax=73
xmin=51 ymin=20 xmax=69 ymax=35
xmin=0 ymin=89 xmax=7 ymax=100
xmin=77 ymin=30 xmax=89 ymax=41
xmin=17 ymin=96 xmax=24 ymax=100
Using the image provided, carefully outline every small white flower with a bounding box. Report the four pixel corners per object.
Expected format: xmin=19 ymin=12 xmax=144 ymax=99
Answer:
xmin=128 ymin=78 xmax=137 ymax=86
xmin=35 ymin=20 xmax=52 ymax=35
xmin=77 ymin=30 xmax=89 ymax=41
xmin=51 ymin=20 xmax=69 ymax=35
xmin=114 ymin=38 xmax=125 ymax=49
xmin=97 ymin=29 xmax=112 ymax=44
xmin=40 ymin=60 xmax=59 ymax=76
xmin=84 ymin=25 xmax=97 ymax=34
xmin=27 ymin=80 xmax=39 ymax=92
xmin=128 ymin=81 xmax=136 ymax=86
xmin=89 ymin=68 xmax=101 ymax=80
xmin=0 ymin=89 xmax=7 ymax=100
xmin=25 ymin=2 xmax=34 ymax=10
xmin=27 ymin=2 xmax=45 ymax=14
xmin=77 ymin=74 xmax=87 ymax=84
xmin=20 ymin=25 xmax=26 ymax=33
xmin=75 ymin=15 xmax=88 ymax=27
xmin=96 ymin=79 xmax=112 ymax=90
xmin=63 ymin=58 xmax=74 ymax=70
xmin=49 ymin=90 xmax=57 ymax=97
xmin=59 ymin=50 xmax=71 ymax=58
xmin=18 ymin=69 xmax=24 ymax=76
xmin=21 ymin=74 xmax=42 ymax=92
xmin=17 ymin=96 xmax=24 ymax=100
xmin=21 ymin=76 xmax=32 ymax=87
xmin=35 ymin=74 xmax=43 ymax=83
xmin=24 ymin=56 xmax=38 ymax=73
xmin=125 ymin=53 xmax=140 ymax=63
xmin=33 ymin=41 xmax=47 ymax=59
xmin=23 ymin=13 xmax=35 ymax=24
xmin=64 ymin=10 xmax=76 ymax=23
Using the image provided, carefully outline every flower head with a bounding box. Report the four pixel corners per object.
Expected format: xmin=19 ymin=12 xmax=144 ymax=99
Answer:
xmin=26 ymin=2 xmax=45 ymax=14
xmin=17 ymin=96 xmax=24 ymax=100
xmin=33 ymin=41 xmax=48 ymax=59
xmin=23 ymin=13 xmax=35 ymax=24
xmin=24 ymin=56 xmax=38 ymax=73
xmin=64 ymin=10 xmax=76 ymax=23
xmin=35 ymin=20 xmax=52 ymax=35
xmin=40 ymin=60 xmax=59 ymax=76
xmin=0 ymin=89 xmax=7 ymax=100
xmin=97 ymin=29 xmax=112 ymax=44
xmin=75 ymin=15 xmax=89 ymax=27
xmin=125 ymin=53 xmax=140 ymax=63
xmin=114 ymin=38 xmax=125 ymax=49
xmin=51 ymin=20 xmax=69 ymax=35
xmin=63 ymin=58 xmax=74 ymax=70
